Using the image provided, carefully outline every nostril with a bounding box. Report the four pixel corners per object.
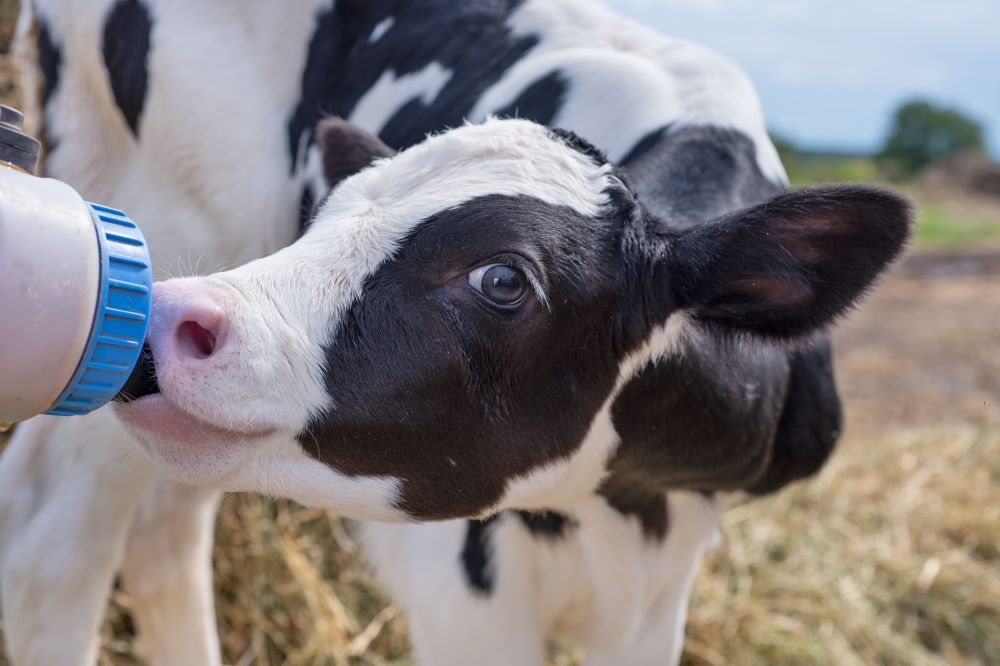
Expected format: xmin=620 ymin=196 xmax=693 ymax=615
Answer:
xmin=176 ymin=320 xmax=217 ymax=359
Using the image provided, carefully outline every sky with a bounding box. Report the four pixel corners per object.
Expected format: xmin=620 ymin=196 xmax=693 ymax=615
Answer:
xmin=603 ymin=0 xmax=999 ymax=156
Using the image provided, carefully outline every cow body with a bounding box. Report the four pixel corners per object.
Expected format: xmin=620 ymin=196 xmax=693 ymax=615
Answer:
xmin=0 ymin=1 xmax=907 ymax=664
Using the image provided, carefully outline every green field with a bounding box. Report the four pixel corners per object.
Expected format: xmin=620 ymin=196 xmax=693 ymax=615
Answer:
xmin=783 ymin=151 xmax=1000 ymax=247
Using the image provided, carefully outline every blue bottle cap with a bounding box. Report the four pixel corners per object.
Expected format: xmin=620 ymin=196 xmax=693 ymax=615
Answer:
xmin=44 ymin=203 xmax=153 ymax=416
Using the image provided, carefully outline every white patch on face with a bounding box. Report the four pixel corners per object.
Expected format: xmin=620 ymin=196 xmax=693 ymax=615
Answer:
xmin=348 ymin=62 xmax=453 ymax=136
xmin=368 ymin=16 xmax=395 ymax=43
xmin=469 ymin=0 xmax=786 ymax=184
xmin=225 ymin=435 xmax=406 ymax=520
xmin=493 ymin=313 xmax=689 ymax=512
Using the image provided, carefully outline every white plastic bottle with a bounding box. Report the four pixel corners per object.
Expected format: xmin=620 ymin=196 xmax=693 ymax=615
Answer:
xmin=0 ymin=105 xmax=153 ymax=429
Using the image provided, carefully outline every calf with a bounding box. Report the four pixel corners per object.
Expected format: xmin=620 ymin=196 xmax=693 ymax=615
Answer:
xmin=115 ymin=117 xmax=910 ymax=663
xmin=0 ymin=0 xmax=907 ymax=663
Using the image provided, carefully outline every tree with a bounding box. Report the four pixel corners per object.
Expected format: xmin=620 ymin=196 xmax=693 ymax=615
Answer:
xmin=879 ymin=99 xmax=985 ymax=175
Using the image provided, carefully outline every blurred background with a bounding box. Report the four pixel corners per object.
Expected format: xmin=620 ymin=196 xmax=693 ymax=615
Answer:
xmin=0 ymin=0 xmax=997 ymax=664
xmin=610 ymin=0 xmax=1000 ymax=243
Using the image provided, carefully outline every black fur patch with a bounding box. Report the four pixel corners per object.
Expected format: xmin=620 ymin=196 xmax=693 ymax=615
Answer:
xmin=298 ymin=186 xmax=316 ymax=236
xmin=550 ymin=127 xmax=610 ymax=168
xmin=461 ymin=514 xmax=500 ymax=594
xmin=515 ymin=510 xmax=572 ymax=539
xmin=607 ymin=183 xmax=910 ymax=496
xmin=598 ymin=477 xmax=670 ymax=542
xmin=102 ymin=0 xmax=152 ymax=137
xmin=36 ymin=18 xmax=61 ymax=110
xmin=609 ymin=336 xmax=790 ymax=494
xmin=495 ymin=71 xmax=568 ymax=127
xmin=461 ymin=511 xmax=571 ymax=596
xmin=299 ymin=194 xmax=630 ymax=519
xmin=289 ymin=0 xmax=538 ymax=168
xmin=35 ymin=16 xmax=61 ymax=155
xmin=746 ymin=340 xmax=842 ymax=494
xmin=287 ymin=2 xmax=382 ymax=173
xmin=620 ymin=124 xmax=783 ymax=227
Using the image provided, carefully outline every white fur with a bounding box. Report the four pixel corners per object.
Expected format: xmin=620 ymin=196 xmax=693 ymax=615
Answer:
xmin=229 ymin=436 xmax=406 ymax=522
xmin=119 ymin=479 xmax=222 ymax=665
xmin=362 ymin=491 xmax=720 ymax=666
xmin=35 ymin=0 xmax=324 ymax=268
xmin=0 ymin=411 xmax=155 ymax=665
xmin=348 ymin=63 xmax=453 ymax=137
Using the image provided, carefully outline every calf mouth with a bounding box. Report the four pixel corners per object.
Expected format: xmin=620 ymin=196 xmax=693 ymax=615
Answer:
xmin=113 ymin=388 xmax=275 ymax=486
xmin=112 ymin=343 xmax=277 ymax=445
xmin=114 ymin=343 xmax=160 ymax=402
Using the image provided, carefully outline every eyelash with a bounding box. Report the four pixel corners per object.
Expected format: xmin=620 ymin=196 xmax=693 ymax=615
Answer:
xmin=467 ymin=254 xmax=548 ymax=309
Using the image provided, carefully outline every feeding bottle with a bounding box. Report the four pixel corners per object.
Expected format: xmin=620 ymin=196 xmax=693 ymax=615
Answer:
xmin=0 ymin=104 xmax=153 ymax=430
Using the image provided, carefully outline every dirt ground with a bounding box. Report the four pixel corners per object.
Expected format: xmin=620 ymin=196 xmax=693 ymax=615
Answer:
xmin=834 ymin=245 xmax=1000 ymax=442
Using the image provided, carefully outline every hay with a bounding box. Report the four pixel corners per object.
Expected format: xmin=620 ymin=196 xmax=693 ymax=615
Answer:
xmin=683 ymin=424 xmax=999 ymax=666
xmin=39 ymin=422 xmax=988 ymax=665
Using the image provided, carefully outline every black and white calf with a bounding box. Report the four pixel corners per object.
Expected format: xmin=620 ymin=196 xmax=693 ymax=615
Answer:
xmin=113 ymin=117 xmax=909 ymax=663
xmin=0 ymin=0 xmax=908 ymax=664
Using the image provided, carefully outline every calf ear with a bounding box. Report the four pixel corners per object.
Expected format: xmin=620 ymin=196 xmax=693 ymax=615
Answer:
xmin=669 ymin=184 xmax=912 ymax=340
xmin=315 ymin=117 xmax=396 ymax=188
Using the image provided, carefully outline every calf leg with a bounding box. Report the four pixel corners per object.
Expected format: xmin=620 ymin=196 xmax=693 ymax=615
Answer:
xmin=120 ymin=477 xmax=222 ymax=666
xmin=580 ymin=586 xmax=692 ymax=666
xmin=360 ymin=518 xmax=547 ymax=666
xmin=582 ymin=492 xmax=720 ymax=666
xmin=0 ymin=411 xmax=156 ymax=665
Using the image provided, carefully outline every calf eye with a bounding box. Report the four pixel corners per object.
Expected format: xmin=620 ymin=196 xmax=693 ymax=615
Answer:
xmin=468 ymin=263 xmax=528 ymax=306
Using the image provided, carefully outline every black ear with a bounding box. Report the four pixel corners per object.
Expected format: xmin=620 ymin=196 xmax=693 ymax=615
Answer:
xmin=315 ymin=117 xmax=396 ymax=189
xmin=670 ymin=184 xmax=912 ymax=339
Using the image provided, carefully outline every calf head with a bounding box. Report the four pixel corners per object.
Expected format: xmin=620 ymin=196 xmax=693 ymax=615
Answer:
xmin=115 ymin=117 xmax=911 ymax=520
